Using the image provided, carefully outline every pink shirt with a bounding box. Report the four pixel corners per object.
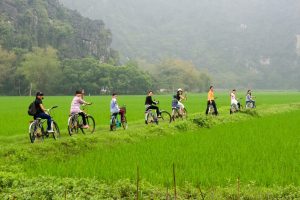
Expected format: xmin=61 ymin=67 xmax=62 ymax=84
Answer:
xmin=70 ymin=96 xmax=86 ymax=113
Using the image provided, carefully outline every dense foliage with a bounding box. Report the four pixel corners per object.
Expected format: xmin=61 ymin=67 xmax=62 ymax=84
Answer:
xmin=59 ymin=0 xmax=300 ymax=89
xmin=0 ymin=0 xmax=117 ymax=61
xmin=0 ymin=46 xmax=156 ymax=95
xmin=0 ymin=0 xmax=211 ymax=95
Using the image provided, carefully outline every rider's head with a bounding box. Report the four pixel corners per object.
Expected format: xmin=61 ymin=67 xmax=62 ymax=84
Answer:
xmin=247 ymin=89 xmax=251 ymax=94
xmin=209 ymin=86 xmax=214 ymax=91
xmin=148 ymin=90 xmax=153 ymax=96
xmin=75 ymin=90 xmax=83 ymax=97
xmin=36 ymin=91 xmax=44 ymax=99
xmin=232 ymin=89 xmax=236 ymax=93
xmin=177 ymin=88 xmax=183 ymax=94
xmin=112 ymin=93 xmax=117 ymax=98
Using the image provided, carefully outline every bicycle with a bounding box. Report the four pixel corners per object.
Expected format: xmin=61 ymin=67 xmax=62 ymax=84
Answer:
xmin=171 ymin=107 xmax=187 ymax=121
xmin=110 ymin=106 xmax=127 ymax=131
xmin=230 ymin=98 xmax=243 ymax=114
xmin=68 ymin=104 xmax=95 ymax=136
xmin=29 ymin=106 xmax=60 ymax=143
xmin=245 ymin=101 xmax=256 ymax=109
xmin=145 ymin=103 xmax=171 ymax=125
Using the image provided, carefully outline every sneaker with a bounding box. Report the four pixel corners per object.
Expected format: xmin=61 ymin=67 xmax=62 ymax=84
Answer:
xmin=82 ymin=125 xmax=89 ymax=129
xmin=157 ymin=115 xmax=162 ymax=118
xmin=47 ymin=129 xmax=54 ymax=133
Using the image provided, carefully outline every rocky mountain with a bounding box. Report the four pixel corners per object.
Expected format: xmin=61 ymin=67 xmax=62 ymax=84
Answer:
xmin=59 ymin=0 xmax=300 ymax=89
xmin=0 ymin=0 xmax=117 ymax=61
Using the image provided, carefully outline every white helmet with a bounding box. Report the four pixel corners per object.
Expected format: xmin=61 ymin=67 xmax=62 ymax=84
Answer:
xmin=177 ymin=88 xmax=183 ymax=92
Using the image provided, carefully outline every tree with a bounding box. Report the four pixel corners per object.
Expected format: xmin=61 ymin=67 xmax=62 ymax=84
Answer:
xmin=0 ymin=46 xmax=17 ymax=94
xmin=17 ymin=46 xmax=62 ymax=95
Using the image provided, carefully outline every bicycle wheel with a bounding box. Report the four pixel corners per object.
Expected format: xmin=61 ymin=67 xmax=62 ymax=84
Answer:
xmin=83 ymin=115 xmax=95 ymax=133
xmin=171 ymin=109 xmax=178 ymax=121
xmin=159 ymin=110 xmax=171 ymax=124
xmin=29 ymin=121 xmax=44 ymax=143
xmin=146 ymin=112 xmax=156 ymax=124
xmin=181 ymin=108 xmax=188 ymax=119
xmin=121 ymin=116 xmax=128 ymax=130
xmin=110 ymin=115 xmax=117 ymax=131
xmin=68 ymin=115 xmax=78 ymax=136
xmin=52 ymin=121 xmax=60 ymax=140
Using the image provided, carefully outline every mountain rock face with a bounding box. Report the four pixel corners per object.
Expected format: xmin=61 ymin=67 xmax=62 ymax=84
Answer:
xmin=59 ymin=0 xmax=300 ymax=89
xmin=0 ymin=0 xmax=117 ymax=61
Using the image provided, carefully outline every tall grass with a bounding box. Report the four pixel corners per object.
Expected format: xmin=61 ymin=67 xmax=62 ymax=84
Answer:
xmin=28 ymin=110 xmax=300 ymax=187
xmin=1 ymin=92 xmax=300 ymax=136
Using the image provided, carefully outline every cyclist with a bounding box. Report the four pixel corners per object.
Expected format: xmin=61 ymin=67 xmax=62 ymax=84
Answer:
xmin=175 ymin=88 xmax=186 ymax=115
xmin=33 ymin=91 xmax=53 ymax=133
xmin=246 ymin=89 xmax=256 ymax=108
xmin=205 ymin=86 xmax=218 ymax=115
xmin=110 ymin=93 xmax=125 ymax=122
xmin=172 ymin=95 xmax=179 ymax=109
xmin=70 ymin=90 xmax=91 ymax=129
xmin=145 ymin=90 xmax=160 ymax=117
xmin=230 ymin=89 xmax=240 ymax=110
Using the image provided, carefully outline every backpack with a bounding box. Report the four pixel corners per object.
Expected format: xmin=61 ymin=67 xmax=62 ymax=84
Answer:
xmin=28 ymin=101 xmax=37 ymax=116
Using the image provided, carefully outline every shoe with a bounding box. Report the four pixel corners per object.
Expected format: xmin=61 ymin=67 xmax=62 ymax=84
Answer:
xmin=157 ymin=115 xmax=162 ymax=118
xmin=47 ymin=129 xmax=54 ymax=133
xmin=82 ymin=125 xmax=89 ymax=129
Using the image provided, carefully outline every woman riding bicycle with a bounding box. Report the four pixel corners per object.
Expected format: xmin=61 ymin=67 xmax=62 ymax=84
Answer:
xmin=110 ymin=93 xmax=125 ymax=122
xmin=230 ymin=89 xmax=240 ymax=110
xmin=246 ymin=89 xmax=256 ymax=108
xmin=175 ymin=88 xmax=186 ymax=115
xmin=70 ymin=90 xmax=91 ymax=129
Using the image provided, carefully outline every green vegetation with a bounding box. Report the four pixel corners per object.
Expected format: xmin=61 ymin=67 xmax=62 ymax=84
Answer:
xmin=0 ymin=0 xmax=211 ymax=95
xmin=0 ymin=92 xmax=300 ymax=199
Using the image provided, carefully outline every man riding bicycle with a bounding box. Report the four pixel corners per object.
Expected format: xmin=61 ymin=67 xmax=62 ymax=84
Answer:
xmin=145 ymin=91 xmax=160 ymax=118
xmin=70 ymin=90 xmax=92 ymax=129
xmin=110 ymin=93 xmax=125 ymax=122
xmin=33 ymin=91 xmax=54 ymax=133
xmin=205 ymin=86 xmax=218 ymax=115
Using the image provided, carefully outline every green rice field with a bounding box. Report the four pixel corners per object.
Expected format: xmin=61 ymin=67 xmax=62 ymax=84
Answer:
xmin=0 ymin=91 xmax=300 ymax=199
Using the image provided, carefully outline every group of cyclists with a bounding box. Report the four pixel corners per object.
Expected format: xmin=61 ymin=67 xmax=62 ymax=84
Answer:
xmin=30 ymin=86 xmax=256 ymax=133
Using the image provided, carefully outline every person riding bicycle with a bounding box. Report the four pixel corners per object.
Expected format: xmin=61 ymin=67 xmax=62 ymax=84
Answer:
xmin=246 ymin=89 xmax=256 ymax=108
xmin=33 ymin=91 xmax=54 ymax=133
xmin=145 ymin=91 xmax=160 ymax=117
xmin=110 ymin=93 xmax=125 ymax=122
xmin=205 ymin=86 xmax=218 ymax=115
xmin=70 ymin=90 xmax=91 ymax=129
xmin=230 ymin=89 xmax=240 ymax=110
xmin=175 ymin=88 xmax=186 ymax=115
xmin=172 ymin=95 xmax=179 ymax=109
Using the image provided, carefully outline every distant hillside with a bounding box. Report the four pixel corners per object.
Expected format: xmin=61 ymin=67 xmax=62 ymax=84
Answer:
xmin=59 ymin=0 xmax=300 ymax=89
xmin=0 ymin=0 xmax=117 ymax=61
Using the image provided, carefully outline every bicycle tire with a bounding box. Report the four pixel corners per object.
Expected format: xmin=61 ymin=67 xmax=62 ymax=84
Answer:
xmin=52 ymin=121 xmax=60 ymax=140
xmin=121 ymin=116 xmax=128 ymax=130
xmin=68 ymin=115 xmax=78 ymax=136
xmin=182 ymin=108 xmax=188 ymax=119
xmin=82 ymin=115 xmax=95 ymax=133
xmin=146 ymin=112 xmax=156 ymax=124
xmin=29 ymin=121 xmax=44 ymax=143
xmin=159 ymin=110 xmax=171 ymax=124
xmin=110 ymin=115 xmax=117 ymax=131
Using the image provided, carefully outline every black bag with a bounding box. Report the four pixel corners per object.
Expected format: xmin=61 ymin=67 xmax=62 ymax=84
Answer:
xmin=28 ymin=101 xmax=37 ymax=116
